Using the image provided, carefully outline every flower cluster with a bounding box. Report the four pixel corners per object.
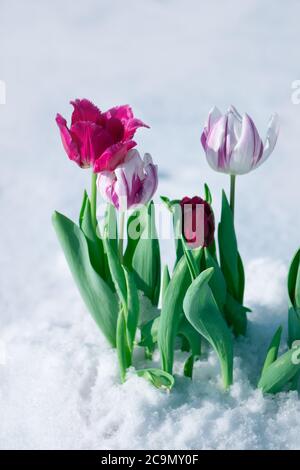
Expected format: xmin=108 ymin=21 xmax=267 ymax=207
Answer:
xmin=56 ymin=99 xmax=158 ymax=211
xmin=53 ymin=98 xmax=300 ymax=396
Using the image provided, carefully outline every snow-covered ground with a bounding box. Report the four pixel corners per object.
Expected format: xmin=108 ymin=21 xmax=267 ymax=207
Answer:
xmin=1 ymin=0 xmax=300 ymax=450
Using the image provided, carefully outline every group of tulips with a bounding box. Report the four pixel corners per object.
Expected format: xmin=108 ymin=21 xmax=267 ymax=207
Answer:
xmin=53 ymin=98 xmax=300 ymax=394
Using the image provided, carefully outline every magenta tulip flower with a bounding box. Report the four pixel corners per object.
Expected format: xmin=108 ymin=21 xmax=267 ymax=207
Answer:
xmin=97 ymin=149 xmax=158 ymax=211
xmin=201 ymin=106 xmax=279 ymax=175
xmin=56 ymin=99 xmax=149 ymax=172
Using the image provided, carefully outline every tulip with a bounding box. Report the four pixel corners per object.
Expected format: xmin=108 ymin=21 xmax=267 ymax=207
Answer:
xmin=56 ymin=99 xmax=149 ymax=230
xmin=98 ymin=149 xmax=158 ymax=260
xmin=201 ymin=105 xmax=279 ymax=216
xmin=98 ymin=149 xmax=158 ymax=211
xmin=180 ymin=196 xmax=215 ymax=249
xmin=56 ymin=99 xmax=149 ymax=172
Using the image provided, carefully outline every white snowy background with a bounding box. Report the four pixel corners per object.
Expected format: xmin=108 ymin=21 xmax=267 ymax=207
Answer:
xmin=1 ymin=0 xmax=300 ymax=449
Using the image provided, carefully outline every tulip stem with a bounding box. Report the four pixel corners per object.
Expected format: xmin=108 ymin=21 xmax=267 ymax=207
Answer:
xmin=118 ymin=211 xmax=125 ymax=263
xmin=91 ymin=172 xmax=97 ymax=231
xmin=230 ymin=174 xmax=236 ymax=219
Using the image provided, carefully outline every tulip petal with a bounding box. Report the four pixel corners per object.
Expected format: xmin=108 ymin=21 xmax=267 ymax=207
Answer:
xmin=257 ymin=113 xmax=280 ymax=167
xmin=205 ymin=116 xmax=228 ymax=172
xmin=104 ymin=105 xmax=150 ymax=140
xmin=93 ymin=141 xmax=136 ymax=173
xmin=229 ymin=114 xmax=263 ymax=175
xmin=70 ymin=99 xmax=101 ymax=125
xmin=137 ymin=154 xmax=158 ymax=206
xmin=55 ymin=114 xmax=81 ymax=166
xmin=201 ymin=106 xmax=222 ymax=150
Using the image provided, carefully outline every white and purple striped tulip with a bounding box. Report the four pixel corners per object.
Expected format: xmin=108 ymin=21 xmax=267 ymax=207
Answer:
xmin=201 ymin=106 xmax=279 ymax=175
xmin=97 ymin=149 xmax=158 ymax=211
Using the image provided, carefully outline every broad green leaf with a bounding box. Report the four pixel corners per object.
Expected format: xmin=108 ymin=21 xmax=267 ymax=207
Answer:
xmin=162 ymin=265 xmax=171 ymax=305
xmin=116 ymin=308 xmax=131 ymax=383
xmin=184 ymin=355 xmax=195 ymax=378
xmin=204 ymin=248 xmax=227 ymax=311
xmin=79 ymin=190 xmax=89 ymax=228
xmin=178 ymin=317 xmax=202 ymax=378
xmin=160 ymin=196 xmax=183 ymax=269
xmin=126 ymin=202 xmax=161 ymax=306
xmin=137 ymin=368 xmax=175 ymax=390
xmin=122 ymin=266 xmax=139 ymax=352
xmin=52 ymin=211 xmax=118 ymax=347
xmin=183 ymin=268 xmax=233 ymax=389
xmin=139 ymin=316 xmax=160 ymax=358
xmin=224 ymin=293 xmax=249 ymax=336
xmin=158 ymin=251 xmax=201 ymax=374
xmin=103 ymin=236 xmax=127 ymax=308
xmin=103 ymin=203 xmax=118 ymax=254
xmin=79 ymin=192 xmax=106 ymax=280
xmin=288 ymin=248 xmax=300 ymax=309
xmin=182 ymin=237 xmax=201 ymax=280
xmin=261 ymin=326 xmax=283 ymax=377
xmin=237 ymin=252 xmax=245 ymax=303
xmin=178 ymin=317 xmax=202 ymax=357
xmin=258 ymin=344 xmax=300 ymax=394
xmin=288 ymin=249 xmax=300 ymax=346
xmin=218 ymin=191 xmax=242 ymax=302
xmin=288 ymin=304 xmax=300 ymax=347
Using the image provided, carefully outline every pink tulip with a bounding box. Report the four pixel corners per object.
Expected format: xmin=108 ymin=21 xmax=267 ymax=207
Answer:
xmin=97 ymin=149 xmax=158 ymax=210
xmin=56 ymin=99 xmax=149 ymax=172
xmin=201 ymin=106 xmax=279 ymax=175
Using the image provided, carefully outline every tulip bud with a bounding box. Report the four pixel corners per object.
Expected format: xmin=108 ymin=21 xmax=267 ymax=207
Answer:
xmin=201 ymin=106 xmax=279 ymax=175
xmin=180 ymin=196 xmax=215 ymax=249
xmin=97 ymin=149 xmax=158 ymax=211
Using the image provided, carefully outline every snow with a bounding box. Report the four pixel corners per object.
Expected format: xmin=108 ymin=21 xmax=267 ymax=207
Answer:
xmin=1 ymin=0 xmax=300 ymax=450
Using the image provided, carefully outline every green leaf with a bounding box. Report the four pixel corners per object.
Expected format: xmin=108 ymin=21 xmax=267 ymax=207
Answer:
xmin=103 ymin=236 xmax=127 ymax=308
xmin=79 ymin=190 xmax=89 ymax=228
xmin=261 ymin=326 xmax=283 ymax=377
xmin=204 ymin=247 xmax=227 ymax=311
xmin=224 ymin=293 xmax=249 ymax=336
xmin=52 ymin=211 xmax=118 ymax=347
xmin=103 ymin=203 xmax=118 ymax=254
xmin=158 ymin=251 xmax=201 ymax=374
xmin=79 ymin=192 xmax=106 ymax=280
xmin=288 ymin=248 xmax=300 ymax=309
xmin=258 ymin=344 xmax=300 ymax=394
xmin=122 ymin=266 xmax=139 ymax=352
xmin=139 ymin=316 xmax=160 ymax=358
xmin=288 ymin=304 xmax=300 ymax=347
xmin=183 ymin=268 xmax=233 ymax=389
xmin=162 ymin=265 xmax=171 ymax=305
xmin=182 ymin=237 xmax=201 ymax=280
xmin=287 ymin=249 xmax=300 ymax=346
xmin=137 ymin=368 xmax=175 ymax=390
xmin=178 ymin=317 xmax=202 ymax=378
xmin=218 ymin=191 xmax=243 ymax=303
xmin=125 ymin=202 xmax=161 ymax=306
xmin=116 ymin=308 xmax=131 ymax=383
xmin=183 ymin=355 xmax=195 ymax=378
xmin=204 ymin=183 xmax=212 ymax=205
xmin=160 ymin=196 xmax=183 ymax=269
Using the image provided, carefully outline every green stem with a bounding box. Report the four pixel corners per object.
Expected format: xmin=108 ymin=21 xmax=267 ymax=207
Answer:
xmin=90 ymin=172 xmax=98 ymax=231
xmin=230 ymin=174 xmax=236 ymax=219
xmin=118 ymin=210 xmax=125 ymax=263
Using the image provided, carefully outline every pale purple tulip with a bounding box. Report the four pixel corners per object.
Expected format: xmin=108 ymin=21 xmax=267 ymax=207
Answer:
xmin=97 ymin=149 xmax=158 ymax=211
xmin=201 ymin=106 xmax=279 ymax=175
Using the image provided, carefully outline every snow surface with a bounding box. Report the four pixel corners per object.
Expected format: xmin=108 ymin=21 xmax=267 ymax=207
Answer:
xmin=1 ymin=0 xmax=300 ymax=450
